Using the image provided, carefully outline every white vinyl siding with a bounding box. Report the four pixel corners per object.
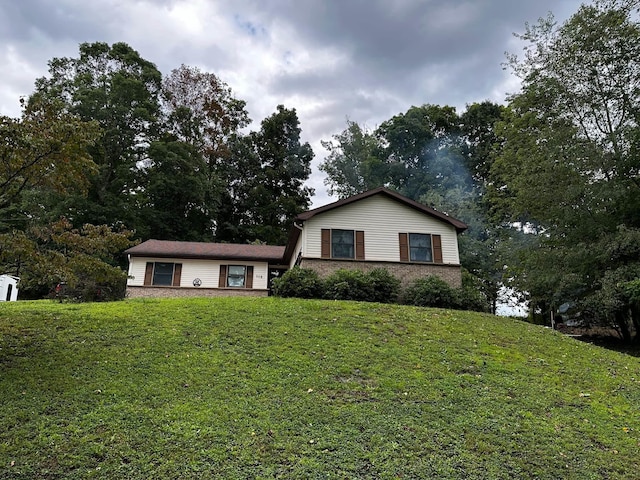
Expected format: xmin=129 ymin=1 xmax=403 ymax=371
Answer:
xmin=288 ymin=235 xmax=304 ymax=269
xmin=127 ymin=257 xmax=270 ymax=289
xmin=302 ymin=195 xmax=460 ymax=264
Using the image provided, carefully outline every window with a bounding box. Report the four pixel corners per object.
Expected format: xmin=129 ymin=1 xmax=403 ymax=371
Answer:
xmin=332 ymin=229 xmax=355 ymax=259
xmin=144 ymin=262 xmax=182 ymax=286
xmin=153 ymin=262 xmax=175 ymax=285
xmin=409 ymin=233 xmax=432 ymax=262
xmin=227 ymin=265 xmax=246 ymax=287
xmin=219 ymin=265 xmax=254 ymax=289
xmin=399 ymin=233 xmax=443 ymax=264
xmin=321 ymin=229 xmax=365 ymax=260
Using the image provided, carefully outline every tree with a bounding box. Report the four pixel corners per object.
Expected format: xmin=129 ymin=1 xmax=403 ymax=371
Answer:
xmin=29 ymin=42 xmax=163 ymax=230
xmin=223 ymin=105 xmax=314 ymax=245
xmin=0 ymin=97 xmax=100 ymax=230
xmin=143 ymin=138 xmax=210 ymax=241
xmin=159 ymin=65 xmax=250 ymax=240
xmin=493 ymin=0 xmax=640 ymax=339
xmin=377 ymin=104 xmax=466 ymax=200
xmin=320 ymin=121 xmax=388 ymax=198
xmin=0 ymin=218 xmax=135 ymax=300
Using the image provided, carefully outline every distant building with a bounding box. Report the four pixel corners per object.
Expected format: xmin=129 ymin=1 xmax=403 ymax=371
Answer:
xmin=0 ymin=275 xmax=19 ymax=302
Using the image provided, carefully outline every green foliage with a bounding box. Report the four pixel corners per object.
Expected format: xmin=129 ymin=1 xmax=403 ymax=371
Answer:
xmin=144 ymin=138 xmax=212 ymax=241
xmin=271 ymin=267 xmax=323 ymax=299
xmin=402 ymin=275 xmax=458 ymax=308
xmin=490 ymin=0 xmax=640 ymax=334
xmin=1 ymin=297 xmax=639 ymax=478
xmin=218 ymin=105 xmax=314 ymax=244
xmin=0 ymin=96 xmax=100 ymax=218
xmin=323 ymin=269 xmax=374 ymax=301
xmin=456 ymin=269 xmax=491 ymax=312
xmin=319 ymin=120 xmax=387 ymax=198
xmin=0 ymin=218 xmax=135 ymax=301
xmin=274 ymin=267 xmax=401 ymax=304
xmin=367 ymin=267 xmax=401 ymax=303
xmin=30 ymin=41 xmax=163 ymax=230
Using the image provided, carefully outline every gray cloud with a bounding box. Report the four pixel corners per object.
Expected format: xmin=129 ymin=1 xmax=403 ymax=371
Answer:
xmin=0 ymin=0 xmax=583 ymax=205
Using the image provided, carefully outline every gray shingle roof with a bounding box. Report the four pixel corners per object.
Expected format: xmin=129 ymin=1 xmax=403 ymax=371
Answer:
xmin=125 ymin=239 xmax=285 ymax=262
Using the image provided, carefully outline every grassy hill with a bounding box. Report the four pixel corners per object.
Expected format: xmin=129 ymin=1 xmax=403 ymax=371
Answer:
xmin=0 ymin=297 xmax=638 ymax=479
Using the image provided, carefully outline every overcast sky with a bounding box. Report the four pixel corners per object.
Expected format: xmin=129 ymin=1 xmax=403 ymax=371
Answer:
xmin=0 ymin=0 xmax=583 ymax=206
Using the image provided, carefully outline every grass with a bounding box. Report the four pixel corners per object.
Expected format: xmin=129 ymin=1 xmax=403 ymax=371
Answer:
xmin=0 ymin=297 xmax=639 ymax=479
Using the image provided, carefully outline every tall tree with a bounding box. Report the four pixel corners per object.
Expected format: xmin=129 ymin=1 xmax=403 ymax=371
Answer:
xmin=222 ymin=105 xmax=314 ymax=245
xmin=320 ymin=121 xmax=388 ymax=198
xmin=29 ymin=42 xmax=162 ymax=230
xmin=492 ymin=0 xmax=640 ymax=338
xmin=377 ymin=104 xmax=466 ymax=199
xmin=159 ymin=65 xmax=250 ymax=240
xmin=143 ymin=138 xmax=210 ymax=241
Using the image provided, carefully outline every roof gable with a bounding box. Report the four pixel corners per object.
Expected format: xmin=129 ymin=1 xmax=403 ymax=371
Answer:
xmin=296 ymin=187 xmax=467 ymax=232
xmin=283 ymin=187 xmax=467 ymax=263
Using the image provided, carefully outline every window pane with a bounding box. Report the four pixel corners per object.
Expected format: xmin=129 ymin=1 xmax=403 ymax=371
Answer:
xmin=153 ymin=262 xmax=174 ymax=285
xmin=409 ymin=233 xmax=429 ymax=248
xmin=332 ymin=229 xmax=354 ymax=258
xmin=228 ymin=266 xmax=246 ymax=276
xmin=227 ymin=265 xmax=246 ymax=287
xmin=409 ymin=234 xmax=432 ymax=262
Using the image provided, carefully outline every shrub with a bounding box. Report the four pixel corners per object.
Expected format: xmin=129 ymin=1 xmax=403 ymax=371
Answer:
xmin=272 ymin=267 xmax=324 ymax=299
xmin=368 ymin=268 xmax=401 ymax=303
xmin=324 ymin=269 xmax=373 ymax=301
xmin=273 ymin=267 xmax=401 ymax=304
xmin=454 ymin=270 xmax=490 ymax=312
xmin=402 ymin=275 xmax=457 ymax=308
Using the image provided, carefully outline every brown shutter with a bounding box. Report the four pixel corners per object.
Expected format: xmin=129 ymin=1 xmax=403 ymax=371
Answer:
xmin=321 ymin=229 xmax=331 ymax=258
xmin=219 ymin=265 xmax=227 ymax=288
xmin=172 ymin=263 xmax=182 ymax=286
xmin=144 ymin=262 xmax=154 ymax=285
xmin=399 ymin=233 xmax=409 ymax=262
xmin=432 ymin=235 xmax=443 ymax=264
xmin=245 ymin=266 xmax=254 ymax=289
xmin=355 ymin=231 xmax=365 ymax=260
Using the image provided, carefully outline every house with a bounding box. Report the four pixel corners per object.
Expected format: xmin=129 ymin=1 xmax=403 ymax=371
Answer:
xmin=125 ymin=242 xmax=286 ymax=298
xmin=282 ymin=187 xmax=467 ymax=288
xmin=125 ymin=187 xmax=467 ymax=298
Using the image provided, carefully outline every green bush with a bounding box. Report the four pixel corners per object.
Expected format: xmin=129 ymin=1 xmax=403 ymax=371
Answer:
xmin=272 ymin=267 xmax=324 ymax=299
xmin=368 ymin=268 xmax=401 ymax=303
xmin=454 ymin=270 xmax=490 ymax=312
xmin=402 ymin=275 xmax=457 ymax=308
xmin=324 ymin=269 xmax=373 ymax=301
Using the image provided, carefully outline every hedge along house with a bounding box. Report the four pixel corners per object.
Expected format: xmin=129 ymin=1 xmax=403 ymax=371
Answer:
xmin=125 ymin=187 xmax=467 ymax=298
xmin=282 ymin=187 xmax=468 ymax=288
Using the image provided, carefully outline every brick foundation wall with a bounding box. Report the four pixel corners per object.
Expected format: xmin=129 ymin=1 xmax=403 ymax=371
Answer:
xmin=126 ymin=286 xmax=269 ymax=299
xmin=299 ymin=259 xmax=462 ymax=288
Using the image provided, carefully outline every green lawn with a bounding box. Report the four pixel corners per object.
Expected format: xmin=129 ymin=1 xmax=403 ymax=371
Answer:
xmin=0 ymin=297 xmax=638 ymax=479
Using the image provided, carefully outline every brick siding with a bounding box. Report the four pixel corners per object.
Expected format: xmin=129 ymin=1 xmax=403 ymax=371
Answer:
xmin=299 ymin=259 xmax=462 ymax=288
xmin=126 ymin=286 xmax=269 ymax=299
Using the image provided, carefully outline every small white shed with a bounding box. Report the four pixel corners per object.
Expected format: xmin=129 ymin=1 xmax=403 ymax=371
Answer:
xmin=0 ymin=275 xmax=19 ymax=302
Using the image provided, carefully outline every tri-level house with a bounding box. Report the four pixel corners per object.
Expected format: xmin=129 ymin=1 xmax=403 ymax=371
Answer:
xmin=125 ymin=187 xmax=467 ymax=298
